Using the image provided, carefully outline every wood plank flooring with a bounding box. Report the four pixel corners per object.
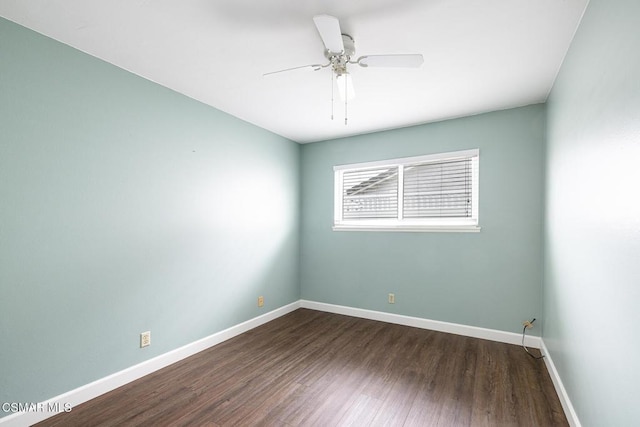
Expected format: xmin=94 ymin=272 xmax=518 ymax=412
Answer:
xmin=36 ymin=309 xmax=567 ymax=426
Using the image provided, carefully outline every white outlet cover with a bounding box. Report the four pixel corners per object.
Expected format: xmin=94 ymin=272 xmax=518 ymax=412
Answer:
xmin=140 ymin=331 xmax=151 ymax=348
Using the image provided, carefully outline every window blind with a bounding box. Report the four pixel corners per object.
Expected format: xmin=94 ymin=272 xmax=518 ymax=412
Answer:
xmin=403 ymin=158 xmax=473 ymax=218
xmin=334 ymin=149 xmax=479 ymax=230
xmin=342 ymin=166 xmax=398 ymax=219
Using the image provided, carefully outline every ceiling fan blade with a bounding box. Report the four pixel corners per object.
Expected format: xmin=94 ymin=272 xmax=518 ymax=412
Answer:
xmin=263 ymin=64 xmax=324 ymax=77
xmin=313 ymin=14 xmax=344 ymax=53
xmin=357 ymin=54 xmax=424 ymax=68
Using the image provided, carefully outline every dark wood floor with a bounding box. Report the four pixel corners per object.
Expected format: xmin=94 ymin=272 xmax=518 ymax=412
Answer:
xmin=37 ymin=309 xmax=567 ymax=426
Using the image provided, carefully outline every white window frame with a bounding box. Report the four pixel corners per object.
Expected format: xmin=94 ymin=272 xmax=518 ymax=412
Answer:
xmin=333 ymin=149 xmax=480 ymax=232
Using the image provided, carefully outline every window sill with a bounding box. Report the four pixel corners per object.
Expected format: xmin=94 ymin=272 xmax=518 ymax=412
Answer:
xmin=332 ymin=224 xmax=481 ymax=233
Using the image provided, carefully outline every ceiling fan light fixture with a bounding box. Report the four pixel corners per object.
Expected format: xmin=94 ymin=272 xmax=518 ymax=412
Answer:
xmin=264 ymin=14 xmax=423 ymax=122
xmin=336 ymin=72 xmax=355 ymax=101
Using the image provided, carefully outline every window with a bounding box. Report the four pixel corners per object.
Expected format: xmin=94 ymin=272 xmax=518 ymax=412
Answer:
xmin=334 ymin=149 xmax=479 ymax=232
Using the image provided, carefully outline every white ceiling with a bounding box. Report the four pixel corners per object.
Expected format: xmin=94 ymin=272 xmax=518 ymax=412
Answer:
xmin=0 ymin=0 xmax=588 ymax=143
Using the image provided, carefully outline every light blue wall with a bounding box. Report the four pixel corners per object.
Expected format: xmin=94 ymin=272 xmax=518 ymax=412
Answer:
xmin=0 ymin=17 xmax=300 ymax=411
xmin=300 ymin=105 xmax=546 ymax=333
xmin=544 ymin=0 xmax=640 ymax=425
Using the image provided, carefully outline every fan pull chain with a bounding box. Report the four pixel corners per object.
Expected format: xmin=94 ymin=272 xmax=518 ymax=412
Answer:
xmin=344 ymin=74 xmax=348 ymax=125
xmin=330 ymin=72 xmax=334 ymax=121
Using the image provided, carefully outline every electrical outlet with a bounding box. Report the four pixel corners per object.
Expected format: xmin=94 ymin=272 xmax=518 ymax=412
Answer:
xmin=388 ymin=293 xmax=395 ymax=304
xmin=140 ymin=331 xmax=151 ymax=348
xmin=258 ymin=296 xmax=264 ymax=307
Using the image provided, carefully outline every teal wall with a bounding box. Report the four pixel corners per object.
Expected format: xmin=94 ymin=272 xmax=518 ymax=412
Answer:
xmin=300 ymin=105 xmax=546 ymax=333
xmin=0 ymin=18 xmax=300 ymax=411
xmin=544 ymin=0 xmax=640 ymax=425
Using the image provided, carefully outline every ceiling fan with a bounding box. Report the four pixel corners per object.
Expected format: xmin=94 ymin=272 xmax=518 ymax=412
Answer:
xmin=264 ymin=14 xmax=424 ymax=124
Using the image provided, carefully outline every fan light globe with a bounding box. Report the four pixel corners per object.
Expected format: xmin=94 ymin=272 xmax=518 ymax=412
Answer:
xmin=336 ymin=73 xmax=355 ymax=101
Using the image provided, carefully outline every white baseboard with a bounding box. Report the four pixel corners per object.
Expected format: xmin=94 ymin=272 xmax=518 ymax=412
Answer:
xmin=0 ymin=301 xmax=301 ymax=427
xmin=540 ymin=340 xmax=582 ymax=427
xmin=300 ymin=300 xmax=542 ymax=348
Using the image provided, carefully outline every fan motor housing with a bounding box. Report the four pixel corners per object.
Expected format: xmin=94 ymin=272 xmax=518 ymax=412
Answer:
xmin=325 ymin=34 xmax=355 ymax=75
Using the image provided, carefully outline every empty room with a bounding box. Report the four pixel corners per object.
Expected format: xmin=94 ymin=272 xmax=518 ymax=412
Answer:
xmin=1 ymin=0 xmax=638 ymax=426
